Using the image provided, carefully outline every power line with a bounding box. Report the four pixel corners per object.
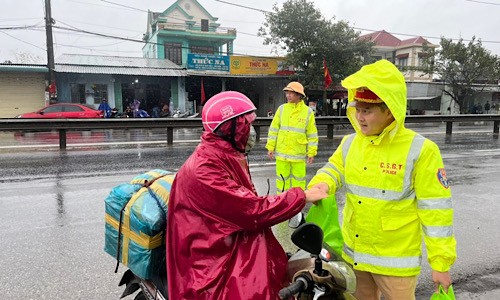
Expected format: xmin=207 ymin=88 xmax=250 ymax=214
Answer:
xmin=44 ymin=21 xmax=500 ymax=59
xmin=100 ymin=0 xmax=149 ymax=12
xmin=47 ymin=28 xmax=142 ymax=47
xmin=66 ymin=0 xmax=139 ymax=12
xmin=464 ymin=0 xmax=500 ymax=5
xmin=52 ymin=25 xmax=142 ymax=43
xmin=57 ymin=18 xmax=143 ymax=34
xmin=14 ymin=0 xmax=498 ymax=60
xmin=98 ymin=0 xmax=268 ymax=25
xmin=0 ymin=17 xmax=41 ymax=23
xmin=50 ymin=24 xmax=273 ymax=57
xmin=69 ymin=0 xmax=265 ymax=39
xmin=0 ymin=30 xmax=46 ymax=51
xmin=0 ymin=25 xmax=43 ymax=30
xmin=213 ymin=0 xmax=271 ymax=13
xmin=55 ymin=42 xmax=142 ymax=53
xmin=210 ymin=1 xmax=500 ymax=46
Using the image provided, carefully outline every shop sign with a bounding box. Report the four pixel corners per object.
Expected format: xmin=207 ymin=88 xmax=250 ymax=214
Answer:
xmin=230 ymin=56 xmax=295 ymax=75
xmin=187 ymin=54 xmax=230 ymax=71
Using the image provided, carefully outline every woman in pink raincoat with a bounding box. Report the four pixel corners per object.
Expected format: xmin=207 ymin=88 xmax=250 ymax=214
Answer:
xmin=166 ymin=91 xmax=326 ymax=300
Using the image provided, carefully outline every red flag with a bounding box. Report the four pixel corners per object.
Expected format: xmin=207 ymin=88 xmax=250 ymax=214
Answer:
xmin=201 ymin=78 xmax=206 ymax=105
xmin=323 ymin=58 xmax=332 ymax=89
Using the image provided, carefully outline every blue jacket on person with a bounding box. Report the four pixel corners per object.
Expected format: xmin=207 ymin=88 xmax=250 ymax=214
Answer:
xmin=98 ymin=101 xmax=112 ymax=118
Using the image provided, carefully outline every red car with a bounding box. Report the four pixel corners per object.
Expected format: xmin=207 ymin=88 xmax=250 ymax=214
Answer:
xmin=15 ymin=103 xmax=104 ymax=119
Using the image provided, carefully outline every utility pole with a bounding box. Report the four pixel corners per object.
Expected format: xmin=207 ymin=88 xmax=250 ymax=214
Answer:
xmin=45 ymin=0 xmax=57 ymax=103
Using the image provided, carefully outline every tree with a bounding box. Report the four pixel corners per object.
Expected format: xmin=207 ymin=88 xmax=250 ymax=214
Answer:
xmin=420 ymin=37 xmax=499 ymax=113
xmin=258 ymin=0 xmax=373 ymax=89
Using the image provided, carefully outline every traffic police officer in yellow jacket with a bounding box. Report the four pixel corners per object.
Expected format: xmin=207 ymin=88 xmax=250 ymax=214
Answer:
xmin=309 ymin=60 xmax=456 ymax=299
xmin=266 ymin=81 xmax=318 ymax=194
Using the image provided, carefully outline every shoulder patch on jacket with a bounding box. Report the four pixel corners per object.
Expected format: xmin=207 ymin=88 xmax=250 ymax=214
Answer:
xmin=437 ymin=168 xmax=449 ymax=189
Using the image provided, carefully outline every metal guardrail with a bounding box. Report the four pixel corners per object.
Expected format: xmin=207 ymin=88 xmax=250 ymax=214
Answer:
xmin=0 ymin=114 xmax=499 ymax=150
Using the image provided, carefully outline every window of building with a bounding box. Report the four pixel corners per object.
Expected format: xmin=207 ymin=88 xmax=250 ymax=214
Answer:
xmin=201 ymin=19 xmax=209 ymax=32
xmin=396 ymin=53 xmax=409 ymax=67
xmin=165 ymin=43 xmax=182 ymax=65
xmin=92 ymin=84 xmax=108 ymax=104
xmin=398 ymin=57 xmax=408 ymax=67
xmin=70 ymin=84 xmax=86 ymax=104
xmin=190 ymin=45 xmax=215 ymax=54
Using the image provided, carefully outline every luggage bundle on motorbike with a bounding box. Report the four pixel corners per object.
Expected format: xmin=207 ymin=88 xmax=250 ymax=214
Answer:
xmin=104 ymin=169 xmax=175 ymax=280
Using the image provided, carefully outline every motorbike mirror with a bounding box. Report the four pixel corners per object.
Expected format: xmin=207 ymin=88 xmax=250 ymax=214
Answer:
xmin=291 ymin=222 xmax=324 ymax=255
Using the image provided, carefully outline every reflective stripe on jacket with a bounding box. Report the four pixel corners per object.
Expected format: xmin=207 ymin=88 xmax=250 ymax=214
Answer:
xmin=265 ymin=101 xmax=318 ymax=161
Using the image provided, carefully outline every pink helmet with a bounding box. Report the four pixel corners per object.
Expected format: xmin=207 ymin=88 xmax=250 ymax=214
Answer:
xmin=202 ymin=91 xmax=257 ymax=132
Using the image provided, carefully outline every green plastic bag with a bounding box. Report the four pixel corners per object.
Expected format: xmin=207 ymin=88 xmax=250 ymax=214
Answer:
xmin=430 ymin=285 xmax=455 ymax=300
xmin=305 ymin=194 xmax=343 ymax=255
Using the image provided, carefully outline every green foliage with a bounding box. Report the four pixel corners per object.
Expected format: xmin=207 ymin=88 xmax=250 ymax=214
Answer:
xmin=420 ymin=37 xmax=499 ymax=113
xmin=258 ymin=0 xmax=373 ymax=89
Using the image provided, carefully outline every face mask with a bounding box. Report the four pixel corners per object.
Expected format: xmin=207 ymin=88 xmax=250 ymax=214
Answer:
xmin=245 ymin=126 xmax=256 ymax=153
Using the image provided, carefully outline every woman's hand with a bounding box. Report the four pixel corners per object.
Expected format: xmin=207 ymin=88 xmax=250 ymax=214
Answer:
xmin=310 ymin=182 xmax=329 ymax=194
xmin=304 ymin=188 xmax=327 ymax=204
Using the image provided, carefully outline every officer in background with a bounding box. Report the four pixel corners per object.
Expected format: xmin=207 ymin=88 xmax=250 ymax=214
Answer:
xmin=266 ymin=81 xmax=318 ymax=195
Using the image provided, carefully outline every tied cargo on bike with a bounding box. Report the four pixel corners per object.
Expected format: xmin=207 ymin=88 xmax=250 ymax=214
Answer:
xmin=103 ymin=174 xmax=356 ymax=300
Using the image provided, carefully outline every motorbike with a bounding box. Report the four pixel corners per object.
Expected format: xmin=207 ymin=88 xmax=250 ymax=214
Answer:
xmin=171 ymin=110 xmax=199 ymax=118
xmin=117 ymin=221 xmax=356 ymax=300
xmin=280 ymin=222 xmax=356 ymax=300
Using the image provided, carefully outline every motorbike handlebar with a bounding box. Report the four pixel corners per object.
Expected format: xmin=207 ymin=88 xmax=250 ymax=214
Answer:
xmin=278 ymin=277 xmax=308 ymax=299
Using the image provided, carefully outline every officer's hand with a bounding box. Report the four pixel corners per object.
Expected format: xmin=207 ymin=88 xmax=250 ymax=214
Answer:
xmin=267 ymin=150 xmax=274 ymax=160
xmin=432 ymin=270 xmax=452 ymax=293
xmin=304 ymin=188 xmax=327 ymax=204
xmin=307 ymin=156 xmax=314 ymax=165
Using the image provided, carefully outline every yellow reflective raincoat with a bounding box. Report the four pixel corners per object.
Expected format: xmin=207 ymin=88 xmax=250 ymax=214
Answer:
xmin=308 ymin=60 xmax=456 ymax=277
xmin=266 ymin=101 xmax=318 ymax=162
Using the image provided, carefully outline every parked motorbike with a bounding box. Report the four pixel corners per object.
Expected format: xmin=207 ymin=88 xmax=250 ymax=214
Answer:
xmin=170 ymin=109 xmax=199 ymax=118
xmin=117 ymin=221 xmax=355 ymax=300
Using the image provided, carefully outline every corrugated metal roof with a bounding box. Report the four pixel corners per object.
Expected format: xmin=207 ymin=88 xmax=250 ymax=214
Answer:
xmin=55 ymin=65 xmax=186 ymax=76
xmin=54 ymin=54 xmax=186 ymax=77
xmin=0 ymin=64 xmax=48 ymax=73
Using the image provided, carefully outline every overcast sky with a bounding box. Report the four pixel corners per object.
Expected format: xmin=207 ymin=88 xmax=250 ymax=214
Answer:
xmin=1 ymin=0 xmax=500 ymax=64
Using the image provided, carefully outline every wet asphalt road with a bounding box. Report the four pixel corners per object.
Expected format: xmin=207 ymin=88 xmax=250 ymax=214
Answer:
xmin=0 ymin=124 xmax=499 ymax=299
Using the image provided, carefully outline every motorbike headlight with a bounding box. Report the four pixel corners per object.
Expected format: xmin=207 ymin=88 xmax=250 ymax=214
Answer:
xmin=325 ymin=261 xmax=357 ymax=294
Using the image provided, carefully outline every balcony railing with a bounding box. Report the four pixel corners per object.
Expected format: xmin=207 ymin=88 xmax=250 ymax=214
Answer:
xmin=156 ymin=22 xmax=236 ymax=36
